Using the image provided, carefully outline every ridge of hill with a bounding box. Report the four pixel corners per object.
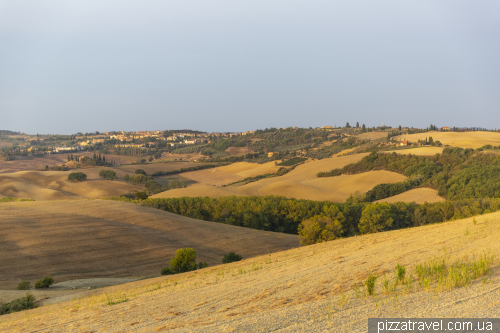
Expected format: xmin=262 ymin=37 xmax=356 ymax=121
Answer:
xmin=2 ymin=211 xmax=499 ymax=332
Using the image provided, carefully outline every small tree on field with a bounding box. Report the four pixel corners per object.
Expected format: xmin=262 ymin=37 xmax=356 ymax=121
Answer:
xmin=68 ymin=172 xmax=87 ymax=182
xmin=222 ymin=252 xmax=243 ymax=264
xmin=17 ymin=281 xmax=31 ymax=290
xmin=169 ymin=248 xmax=197 ymax=273
xmin=298 ymin=215 xmax=343 ymax=246
xmin=35 ymin=276 xmax=54 ymax=289
xmin=99 ymin=170 xmax=117 ymax=180
xmin=135 ymin=169 xmax=146 ymax=175
xmin=135 ymin=191 xmax=148 ymax=200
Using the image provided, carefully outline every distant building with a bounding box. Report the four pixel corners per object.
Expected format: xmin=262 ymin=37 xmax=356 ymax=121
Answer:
xmin=267 ymin=152 xmax=279 ymax=158
xmin=400 ymin=141 xmax=409 ymax=146
xmin=440 ymin=127 xmax=450 ymax=131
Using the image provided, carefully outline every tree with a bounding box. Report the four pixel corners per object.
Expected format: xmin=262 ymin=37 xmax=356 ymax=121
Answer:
xmin=170 ymin=248 xmax=197 ymax=273
xmin=135 ymin=191 xmax=149 ymax=200
xmin=298 ymin=215 xmax=343 ymax=246
xmin=35 ymin=276 xmax=54 ymax=289
xmin=222 ymin=252 xmax=243 ymax=264
xmin=398 ymin=125 xmax=402 ymax=131
xmin=68 ymin=172 xmax=87 ymax=182
xmin=362 ymin=124 xmax=367 ymax=133
xmin=346 ymin=122 xmax=351 ymax=128
xmin=135 ymin=169 xmax=146 ymax=175
xmin=358 ymin=203 xmax=394 ymax=234
xmin=99 ymin=170 xmax=117 ymax=180
xmin=356 ymin=122 xmax=359 ymax=128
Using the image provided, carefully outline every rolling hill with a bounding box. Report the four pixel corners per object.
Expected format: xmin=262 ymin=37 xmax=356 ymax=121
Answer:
xmin=0 ymin=200 xmax=298 ymax=286
xmin=152 ymin=154 xmax=408 ymax=202
xmin=374 ymin=188 xmax=445 ymax=204
xmin=2 ymin=210 xmax=499 ymax=332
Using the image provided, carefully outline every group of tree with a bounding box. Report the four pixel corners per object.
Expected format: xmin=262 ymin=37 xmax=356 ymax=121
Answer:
xmin=317 ymin=148 xmax=500 ymax=200
xmin=109 ymin=195 xmax=500 ymax=243
xmin=68 ymin=172 xmax=87 ymax=182
xmin=122 ymin=169 xmax=183 ymax=195
xmin=99 ymin=170 xmax=117 ymax=180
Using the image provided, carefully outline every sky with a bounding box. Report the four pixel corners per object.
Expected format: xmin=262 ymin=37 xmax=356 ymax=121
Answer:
xmin=1 ymin=1 xmax=499 ymax=134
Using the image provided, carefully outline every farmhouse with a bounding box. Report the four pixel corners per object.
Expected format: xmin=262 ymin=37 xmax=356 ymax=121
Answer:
xmin=400 ymin=141 xmax=409 ymax=146
xmin=440 ymin=126 xmax=450 ymax=131
xmin=267 ymin=152 xmax=279 ymax=158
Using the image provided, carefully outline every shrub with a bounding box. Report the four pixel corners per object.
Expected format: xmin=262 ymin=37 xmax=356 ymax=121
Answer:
xmin=135 ymin=192 xmax=149 ymax=200
xmin=170 ymin=248 xmax=197 ymax=273
xmin=16 ymin=281 xmax=31 ymax=290
xmin=161 ymin=266 xmax=175 ymax=275
xmin=68 ymin=172 xmax=87 ymax=182
xmin=135 ymin=169 xmax=147 ymax=175
xmin=197 ymin=262 xmax=208 ymax=269
xmin=123 ymin=174 xmax=130 ymax=181
xmin=99 ymin=170 xmax=117 ymax=180
xmin=298 ymin=215 xmax=344 ymax=246
xmin=35 ymin=276 xmax=54 ymax=289
xmin=222 ymin=252 xmax=243 ymax=264
xmin=0 ymin=293 xmax=37 ymax=315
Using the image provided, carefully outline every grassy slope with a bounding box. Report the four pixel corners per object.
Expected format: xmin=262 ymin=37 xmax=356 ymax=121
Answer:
xmin=0 ymin=200 xmax=298 ymax=284
xmin=2 ymin=211 xmax=499 ymax=332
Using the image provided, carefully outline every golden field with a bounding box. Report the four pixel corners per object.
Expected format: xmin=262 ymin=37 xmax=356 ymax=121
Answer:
xmin=383 ymin=147 xmax=444 ymax=156
xmin=355 ymin=131 xmax=388 ymax=140
xmin=2 ymin=210 xmax=499 ymax=332
xmin=153 ymin=154 xmax=408 ymax=202
xmin=395 ymin=131 xmax=500 ymax=149
xmin=0 ymin=200 xmax=298 ymax=290
xmin=375 ymin=188 xmax=445 ymax=204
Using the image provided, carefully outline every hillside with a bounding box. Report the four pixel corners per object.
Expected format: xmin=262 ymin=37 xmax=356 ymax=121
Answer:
xmin=152 ymin=154 xmax=408 ymax=202
xmin=0 ymin=171 xmax=142 ymax=200
xmin=382 ymin=147 xmax=444 ymax=156
xmin=0 ymin=200 xmax=298 ymax=287
xmin=395 ymin=131 xmax=500 ymax=149
xmin=2 ymin=211 xmax=499 ymax=332
xmin=374 ymin=188 xmax=445 ymax=204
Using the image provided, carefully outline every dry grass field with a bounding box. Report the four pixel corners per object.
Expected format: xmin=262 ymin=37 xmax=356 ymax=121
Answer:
xmin=180 ymin=161 xmax=281 ymax=186
xmin=375 ymin=188 xmax=445 ymax=204
xmin=0 ymin=171 xmax=142 ymax=200
xmin=395 ymin=131 xmax=500 ymax=149
xmin=383 ymin=147 xmax=444 ymax=156
xmin=355 ymin=131 xmax=388 ymax=140
xmin=0 ymin=200 xmax=298 ymax=292
xmin=2 ymin=211 xmax=499 ymax=332
xmin=153 ymin=154 xmax=408 ymax=202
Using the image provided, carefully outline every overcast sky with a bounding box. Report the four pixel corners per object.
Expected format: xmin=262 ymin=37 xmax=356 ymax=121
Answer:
xmin=1 ymin=1 xmax=499 ymax=134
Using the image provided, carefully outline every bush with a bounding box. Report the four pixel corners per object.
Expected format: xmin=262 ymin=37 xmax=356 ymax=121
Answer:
xmin=197 ymin=262 xmax=208 ymax=269
xmin=99 ymin=170 xmax=117 ymax=180
xmin=161 ymin=266 xmax=175 ymax=275
xmin=16 ymin=281 xmax=31 ymax=290
xmin=123 ymin=174 xmax=130 ymax=181
xmin=358 ymin=203 xmax=394 ymax=234
xmin=170 ymin=248 xmax=197 ymax=273
xmin=68 ymin=172 xmax=87 ymax=182
xmin=35 ymin=276 xmax=54 ymax=289
xmin=0 ymin=293 xmax=37 ymax=315
xmin=222 ymin=252 xmax=243 ymax=264
xmin=135 ymin=169 xmax=147 ymax=175
xmin=135 ymin=192 xmax=149 ymax=200
xmin=365 ymin=273 xmax=377 ymax=296
xmin=298 ymin=215 xmax=344 ymax=246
